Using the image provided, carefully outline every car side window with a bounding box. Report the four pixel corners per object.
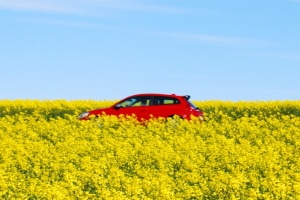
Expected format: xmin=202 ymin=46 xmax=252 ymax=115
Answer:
xmin=118 ymin=98 xmax=135 ymax=107
xmin=153 ymin=97 xmax=180 ymax=105
xmin=132 ymin=97 xmax=151 ymax=106
xmin=118 ymin=97 xmax=151 ymax=107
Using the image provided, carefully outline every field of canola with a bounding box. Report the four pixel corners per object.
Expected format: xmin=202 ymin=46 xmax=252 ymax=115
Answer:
xmin=0 ymin=100 xmax=300 ymax=199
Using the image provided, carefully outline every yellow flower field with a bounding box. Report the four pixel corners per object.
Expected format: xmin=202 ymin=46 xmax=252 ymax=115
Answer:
xmin=0 ymin=100 xmax=300 ymax=199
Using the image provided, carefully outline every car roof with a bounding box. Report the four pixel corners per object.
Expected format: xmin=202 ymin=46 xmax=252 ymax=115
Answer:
xmin=127 ymin=93 xmax=190 ymax=99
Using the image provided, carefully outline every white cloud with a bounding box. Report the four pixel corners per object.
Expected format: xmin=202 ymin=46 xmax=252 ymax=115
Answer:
xmin=0 ymin=0 xmax=185 ymax=15
xmin=150 ymin=31 xmax=267 ymax=46
xmin=235 ymin=51 xmax=300 ymax=61
xmin=0 ymin=1 xmax=76 ymax=14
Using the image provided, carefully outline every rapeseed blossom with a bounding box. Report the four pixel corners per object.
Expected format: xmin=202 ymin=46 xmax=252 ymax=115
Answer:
xmin=0 ymin=100 xmax=299 ymax=199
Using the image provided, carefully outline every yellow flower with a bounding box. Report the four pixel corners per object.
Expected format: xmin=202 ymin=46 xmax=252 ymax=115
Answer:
xmin=0 ymin=100 xmax=299 ymax=199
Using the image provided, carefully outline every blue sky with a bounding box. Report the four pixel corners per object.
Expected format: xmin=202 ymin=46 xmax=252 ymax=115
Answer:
xmin=1 ymin=0 xmax=299 ymax=101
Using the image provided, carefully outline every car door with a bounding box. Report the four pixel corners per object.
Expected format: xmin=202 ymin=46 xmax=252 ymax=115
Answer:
xmin=113 ymin=96 xmax=152 ymax=120
xmin=149 ymin=96 xmax=182 ymax=118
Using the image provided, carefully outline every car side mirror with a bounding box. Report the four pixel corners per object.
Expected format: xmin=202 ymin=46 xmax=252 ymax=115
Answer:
xmin=114 ymin=104 xmax=122 ymax=109
xmin=196 ymin=107 xmax=202 ymax=112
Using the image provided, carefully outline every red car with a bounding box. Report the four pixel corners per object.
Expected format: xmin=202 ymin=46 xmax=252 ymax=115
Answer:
xmin=79 ymin=93 xmax=204 ymax=121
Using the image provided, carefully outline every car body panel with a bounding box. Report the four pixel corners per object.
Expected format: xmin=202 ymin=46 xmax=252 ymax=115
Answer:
xmin=79 ymin=93 xmax=204 ymax=121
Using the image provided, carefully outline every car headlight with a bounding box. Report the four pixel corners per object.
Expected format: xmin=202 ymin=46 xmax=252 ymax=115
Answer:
xmin=79 ymin=111 xmax=90 ymax=120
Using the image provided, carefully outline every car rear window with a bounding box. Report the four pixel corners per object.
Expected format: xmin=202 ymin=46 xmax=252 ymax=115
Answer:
xmin=188 ymin=101 xmax=198 ymax=109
